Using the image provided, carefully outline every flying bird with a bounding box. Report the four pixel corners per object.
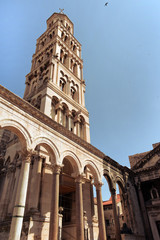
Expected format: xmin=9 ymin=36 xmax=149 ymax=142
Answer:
xmin=105 ymin=2 xmax=108 ymax=6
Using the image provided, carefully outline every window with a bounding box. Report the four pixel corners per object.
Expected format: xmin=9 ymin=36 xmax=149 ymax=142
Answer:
xmin=71 ymin=87 xmax=76 ymax=99
xmin=150 ymin=187 xmax=159 ymax=199
xmin=63 ymin=54 xmax=67 ymax=65
xmin=73 ymin=64 xmax=77 ymax=75
xmin=60 ymin=78 xmax=66 ymax=92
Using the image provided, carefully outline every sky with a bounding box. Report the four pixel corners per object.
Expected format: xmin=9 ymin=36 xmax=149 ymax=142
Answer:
xmin=1 ymin=0 xmax=160 ymax=200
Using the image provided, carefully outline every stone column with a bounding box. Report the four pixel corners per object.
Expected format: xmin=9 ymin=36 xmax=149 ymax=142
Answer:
xmin=90 ymin=180 xmax=95 ymax=218
xmin=49 ymin=62 xmax=54 ymax=81
xmin=0 ymin=163 xmax=16 ymax=220
xmin=75 ymin=175 xmax=85 ymax=240
xmin=111 ymin=188 xmax=121 ymax=240
xmin=137 ymin=181 xmax=153 ymax=240
xmin=121 ymin=192 xmax=131 ymax=229
xmin=8 ymin=161 xmax=21 ymax=215
xmin=49 ymin=165 xmax=62 ymax=240
xmin=9 ymin=151 xmax=32 ymax=240
xmin=56 ymin=103 xmax=63 ymax=125
xmin=67 ymin=78 xmax=71 ymax=96
xmin=29 ymin=155 xmax=43 ymax=212
xmin=67 ymin=110 xmax=72 ymax=131
xmin=95 ymin=183 xmax=106 ymax=240
xmin=74 ymin=116 xmax=81 ymax=137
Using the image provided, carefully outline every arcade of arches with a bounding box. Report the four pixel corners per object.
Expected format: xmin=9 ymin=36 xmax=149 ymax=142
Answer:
xmin=0 ymin=11 xmax=159 ymax=240
xmin=0 ymin=86 xmax=145 ymax=240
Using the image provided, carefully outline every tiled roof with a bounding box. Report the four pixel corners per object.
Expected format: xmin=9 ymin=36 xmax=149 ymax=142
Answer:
xmin=103 ymin=194 xmax=120 ymax=206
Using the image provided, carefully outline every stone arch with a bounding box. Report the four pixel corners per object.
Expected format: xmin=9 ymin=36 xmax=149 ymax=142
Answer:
xmin=83 ymin=160 xmax=101 ymax=183
xmin=0 ymin=119 xmax=32 ymax=150
xmin=104 ymin=169 xmax=114 ymax=191
xmin=31 ymin=136 xmax=60 ymax=165
xmin=60 ymin=150 xmax=82 ymax=175
xmin=115 ymin=175 xmax=125 ymax=193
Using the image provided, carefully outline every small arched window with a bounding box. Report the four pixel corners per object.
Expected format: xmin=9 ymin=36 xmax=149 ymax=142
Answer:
xmin=60 ymin=49 xmax=63 ymax=63
xmin=60 ymin=78 xmax=66 ymax=92
xmin=73 ymin=64 xmax=77 ymax=75
xmin=63 ymin=54 xmax=67 ymax=65
xmin=71 ymin=86 xmax=76 ymax=100
xmin=150 ymin=187 xmax=159 ymax=199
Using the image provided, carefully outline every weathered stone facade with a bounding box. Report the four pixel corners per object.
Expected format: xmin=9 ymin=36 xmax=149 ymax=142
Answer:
xmin=0 ymin=11 xmax=158 ymax=240
xmin=129 ymin=144 xmax=160 ymax=240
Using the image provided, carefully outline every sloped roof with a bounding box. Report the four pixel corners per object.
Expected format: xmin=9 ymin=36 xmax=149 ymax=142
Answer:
xmin=103 ymin=194 xmax=121 ymax=206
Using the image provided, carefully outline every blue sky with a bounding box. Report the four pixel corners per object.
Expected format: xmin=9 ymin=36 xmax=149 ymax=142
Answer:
xmin=1 ymin=0 xmax=160 ymax=200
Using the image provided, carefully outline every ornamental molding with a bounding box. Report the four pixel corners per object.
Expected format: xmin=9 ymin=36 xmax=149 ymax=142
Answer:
xmin=0 ymin=85 xmax=105 ymax=159
xmin=132 ymin=144 xmax=160 ymax=170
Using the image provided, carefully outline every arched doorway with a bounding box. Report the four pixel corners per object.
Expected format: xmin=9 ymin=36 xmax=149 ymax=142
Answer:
xmin=59 ymin=155 xmax=80 ymax=240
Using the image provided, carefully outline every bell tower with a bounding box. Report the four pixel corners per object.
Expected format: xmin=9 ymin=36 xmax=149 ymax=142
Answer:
xmin=24 ymin=12 xmax=90 ymax=142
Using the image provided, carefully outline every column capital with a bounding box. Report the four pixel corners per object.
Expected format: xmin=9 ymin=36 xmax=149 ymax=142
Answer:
xmin=111 ymin=187 xmax=116 ymax=195
xmin=74 ymin=115 xmax=81 ymax=123
xmin=43 ymin=163 xmax=53 ymax=171
xmin=53 ymin=164 xmax=63 ymax=174
xmin=75 ymin=173 xmax=86 ymax=183
xmin=66 ymin=109 xmax=72 ymax=117
xmin=21 ymin=149 xmax=33 ymax=163
xmin=94 ymin=182 xmax=103 ymax=190
xmin=55 ymin=102 xmax=63 ymax=111
xmin=33 ymin=154 xmax=45 ymax=162
xmin=16 ymin=160 xmax=22 ymax=168
xmin=7 ymin=163 xmax=16 ymax=174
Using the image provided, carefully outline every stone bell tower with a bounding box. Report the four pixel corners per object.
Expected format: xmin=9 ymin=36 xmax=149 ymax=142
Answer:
xmin=24 ymin=12 xmax=90 ymax=142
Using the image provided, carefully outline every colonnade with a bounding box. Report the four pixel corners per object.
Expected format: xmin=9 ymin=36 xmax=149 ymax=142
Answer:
xmin=53 ymin=103 xmax=86 ymax=140
xmin=4 ymin=151 xmax=107 ymax=240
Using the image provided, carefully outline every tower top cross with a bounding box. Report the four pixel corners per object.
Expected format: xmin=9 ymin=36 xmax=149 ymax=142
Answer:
xmin=59 ymin=8 xmax=64 ymax=14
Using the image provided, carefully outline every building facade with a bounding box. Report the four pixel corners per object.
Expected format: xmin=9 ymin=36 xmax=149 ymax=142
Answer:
xmin=0 ymin=12 xmax=108 ymax=240
xmin=103 ymin=194 xmax=124 ymax=240
xmin=129 ymin=143 xmax=160 ymax=240
xmin=0 ymin=11 xmax=156 ymax=240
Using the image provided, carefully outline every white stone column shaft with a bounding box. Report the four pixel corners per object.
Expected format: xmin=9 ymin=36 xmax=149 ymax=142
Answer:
xmin=8 ymin=163 xmax=21 ymax=215
xmin=8 ymin=152 xmax=31 ymax=240
xmin=49 ymin=165 xmax=61 ymax=240
xmin=96 ymin=183 xmax=106 ymax=240
xmin=111 ymin=188 xmax=121 ymax=240
xmin=76 ymin=175 xmax=84 ymax=240
xmin=30 ymin=155 xmax=43 ymax=211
